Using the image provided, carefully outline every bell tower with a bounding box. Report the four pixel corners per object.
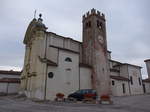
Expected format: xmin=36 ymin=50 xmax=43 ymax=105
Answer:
xmin=82 ymin=9 xmax=110 ymax=96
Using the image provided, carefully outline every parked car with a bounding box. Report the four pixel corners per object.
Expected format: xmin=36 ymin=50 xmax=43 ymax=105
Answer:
xmin=68 ymin=89 xmax=97 ymax=101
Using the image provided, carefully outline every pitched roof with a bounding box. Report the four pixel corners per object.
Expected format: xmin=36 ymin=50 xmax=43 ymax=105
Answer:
xmin=110 ymin=75 xmax=130 ymax=81
xmin=143 ymin=78 xmax=150 ymax=83
xmin=0 ymin=70 xmax=21 ymax=75
xmin=0 ymin=78 xmax=20 ymax=83
xmin=144 ymin=59 xmax=150 ymax=62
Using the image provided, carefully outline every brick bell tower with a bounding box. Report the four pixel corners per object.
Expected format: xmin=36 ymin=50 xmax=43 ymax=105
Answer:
xmin=82 ymin=9 xmax=111 ymax=97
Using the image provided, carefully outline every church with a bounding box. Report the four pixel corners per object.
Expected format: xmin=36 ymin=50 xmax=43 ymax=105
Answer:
xmin=21 ymin=9 xmax=144 ymax=100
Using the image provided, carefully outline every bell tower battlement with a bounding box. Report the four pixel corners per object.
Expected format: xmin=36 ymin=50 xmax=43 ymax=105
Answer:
xmin=82 ymin=8 xmax=105 ymax=21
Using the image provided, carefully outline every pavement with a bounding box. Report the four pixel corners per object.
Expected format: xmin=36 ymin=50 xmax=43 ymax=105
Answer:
xmin=0 ymin=94 xmax=150 ymax=112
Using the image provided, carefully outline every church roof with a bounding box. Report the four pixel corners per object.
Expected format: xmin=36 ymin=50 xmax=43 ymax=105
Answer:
xmin=110 ymin=75 xmax=130 ymax=81
xmin=143 ymin=78 xmax=150 ymax=83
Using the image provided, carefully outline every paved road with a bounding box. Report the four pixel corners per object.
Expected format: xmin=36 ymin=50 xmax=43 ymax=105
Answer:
xmin=0 ymin=94 xmax=150 ymax=112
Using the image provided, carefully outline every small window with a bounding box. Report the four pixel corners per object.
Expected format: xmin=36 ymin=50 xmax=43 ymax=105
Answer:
xmin=122 ymin=83 xmax=126 ymax=94
xmin=48 ymin=72 xmax=54 ymax=78
xmin=112 ymin=80 xmax=115 ymax=86
xmin=88 ymin=21 xmax=91 ymax=27
xmin=85 ymin=21 xmax=91 ymax=28
xmin=97 ymin=20 xmax=103 ymax=29
xmin=130 ymin=76 xmax=133 ymax=85
xmin=65 ymin=57 xmax=72 ymax=62
xmin=86 ymin=22 xmax=88 ymax=28
xmin=138 ymin=77 xmax=141 ymax=85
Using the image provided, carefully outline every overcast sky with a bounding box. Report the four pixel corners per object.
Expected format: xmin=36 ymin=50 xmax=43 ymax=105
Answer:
xmin=0 ymin=0 xmax=149 ymax=78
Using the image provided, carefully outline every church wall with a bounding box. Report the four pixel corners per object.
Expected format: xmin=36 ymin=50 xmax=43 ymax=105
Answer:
xmin=111 ymin=79 xmax=130 ymax=96
xmin=33 ymin=57 xmax=47 ymax=100
xmin=25 ymin=34 xmax=48 ymax=100
xmin=46 ymin=50 xmax=79 ymax=100
xmin=26 ymin=62 xmax=47 ymax=100
xmin=69 ymin=40 xmax=80 ymax=52
xmin=48 ymin=34 xmax=80 ymax=53
xmin=50 ymin=35 xmax=64 ymax=48
xmin=79 ymin=67 xmax=92 ymax=89
xmin=128 ymin=65 xmax=143 ymax=95
xmin=47 ymin=47 xmax=58 ymax=63
xmin=29 ymin=39 xmax=38 ymax=73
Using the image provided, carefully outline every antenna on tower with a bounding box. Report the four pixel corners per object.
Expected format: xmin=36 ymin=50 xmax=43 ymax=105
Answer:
xmin=34 ymin=10 xmax=37 ymax=19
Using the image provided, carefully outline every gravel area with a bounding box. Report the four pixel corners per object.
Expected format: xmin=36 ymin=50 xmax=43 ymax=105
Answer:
xmin=0 ymin=94 xmax=150 ymax=112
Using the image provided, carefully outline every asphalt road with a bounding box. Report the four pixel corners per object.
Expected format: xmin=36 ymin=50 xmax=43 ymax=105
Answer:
xmin=0 ymin=94 xmax=150 ymax=112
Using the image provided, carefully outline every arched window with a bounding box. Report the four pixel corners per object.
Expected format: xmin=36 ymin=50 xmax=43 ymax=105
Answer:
xmin=97 ymin=20 xmax=103 ymax=29
xmin=65 ymin=57 xmax=72 ymax=62
xmin=85 ymin=21 xmax=91 ymax=28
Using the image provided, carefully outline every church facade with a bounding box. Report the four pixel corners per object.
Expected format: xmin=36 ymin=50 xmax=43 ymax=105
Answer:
xmin=21 ymin=9 xmax=144 ymax=100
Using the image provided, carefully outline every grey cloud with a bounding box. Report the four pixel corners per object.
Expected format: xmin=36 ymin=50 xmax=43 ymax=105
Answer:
xmin=0 ymin=0 xmax=149 ymax=78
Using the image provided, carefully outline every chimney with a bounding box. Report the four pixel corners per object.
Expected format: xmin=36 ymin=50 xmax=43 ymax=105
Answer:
xmin=144 ymin=59 xmax=150 ymax=78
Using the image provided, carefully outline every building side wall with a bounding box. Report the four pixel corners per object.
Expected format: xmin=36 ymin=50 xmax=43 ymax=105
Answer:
xmin=48 ymin=34 xmax=80 ymax=53
xmin=46 ymin=50 xmax=79 ymax=100
xmin=143 ymin=82 xmax=150 ymax=94
xmin=47 ymin=47 xmax=58 ymax=63
xmin=111 ymin=79 xmax=130 ymax=96
xmin=21 ymin=31 xmax=47 ymax=100
xmin=128 ymin=66 xmax=143 ymax=95
xmin=0 ymin=83 xmax=20 ymax=94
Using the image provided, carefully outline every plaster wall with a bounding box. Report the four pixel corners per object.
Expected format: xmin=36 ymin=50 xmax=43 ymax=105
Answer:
xmin=111 ymin=79 xmax=130 ymax=96
xmin=128 ymin=66 xmax=143 ymax=95
xmin=46 ymin=50 xmax=79 ymax=100
xmin=0 ymin=83 xmax=20 ymax=94
xmin=143 ymin=82 xmax=150 ymax=94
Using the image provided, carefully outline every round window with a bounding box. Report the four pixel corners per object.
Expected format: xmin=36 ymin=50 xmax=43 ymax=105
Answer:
xmin=48 ymin=72 xmax=54 ymax=78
